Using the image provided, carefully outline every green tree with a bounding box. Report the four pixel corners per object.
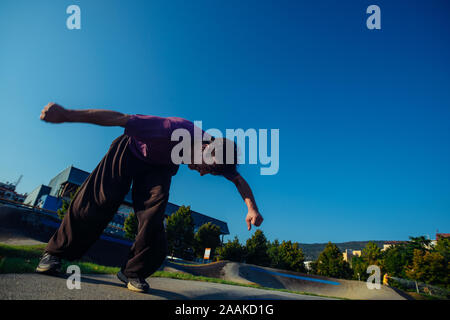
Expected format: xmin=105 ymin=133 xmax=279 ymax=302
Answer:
xmin=408 ymin=236 xmax=432 ymax=252
xmin=267 ymin=239 xmax=282 ymax=268
xmin=361 ymin=241 xmax=383 ymax=266
xmin=308 ymin=261 xmax=318 ymax=274
xmin=433 ymin=237 xmax=450 ymax=288
xmin=351 ymin=242 xmax=383 ymax=281
xmin=216 ymin=236 xmax=246 ymax=262
xmin=245 ymin=230 xmax=270 ymax=266
xmin=193 ymin=222 xmax=222 ymax=259
xmin=379 ymin=236 xmax=449 ymax=288
xmin=434 ymin=237 xmax=450 ymax=263
xmin=405 ymin=249 xmax=447 ymax=287
xmin=382 ymin=244 xmax=410 ymax=278
xmin=268 ymin=240 xmax=306 ymax=272
xmin=379 ymin=236 xmax=429 ymax=280
xmin=165 ymin=205 xmax=194 ymax=259
xmin=351 ymin=256 xmax=367 ymax=281
xmin=57 ymin=198 xmax=70 ymax=221
xmin=124 ymin=212 xmax=138 ymax=240
xmin=315 ymin=242 xmax=352 ymax=279
xmin=57 ymin=188 xmax=79 ymax=220
xmin=278 ymin=241 xmax=306 ymax=272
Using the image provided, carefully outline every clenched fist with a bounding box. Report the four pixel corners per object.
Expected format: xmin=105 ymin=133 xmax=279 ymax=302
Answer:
xmin=40 ymin=102 xmax=70 ymax=123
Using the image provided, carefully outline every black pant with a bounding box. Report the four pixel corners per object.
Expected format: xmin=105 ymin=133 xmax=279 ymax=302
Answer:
xmin=46 ymin=134 xmax=172 ymax=279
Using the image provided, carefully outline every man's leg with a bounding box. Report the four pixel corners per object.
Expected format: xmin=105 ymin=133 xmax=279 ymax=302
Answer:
xmin=44 ymin=135 xmax=133 ymax=261
xmin=122 ymin=166 xmax=172 ymax=280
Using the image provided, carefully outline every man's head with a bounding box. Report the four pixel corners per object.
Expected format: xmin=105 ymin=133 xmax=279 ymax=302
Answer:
xmin=187 ymin=137 xmax=238 ymax=177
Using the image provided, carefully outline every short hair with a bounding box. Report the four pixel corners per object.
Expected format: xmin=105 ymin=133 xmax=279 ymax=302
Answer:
xmin=201 ymin=137 xmax=238 ymax=176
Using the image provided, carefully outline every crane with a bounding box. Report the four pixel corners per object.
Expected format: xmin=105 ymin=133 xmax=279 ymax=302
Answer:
xmin=14 ymin=174 xmax=23 ymax=188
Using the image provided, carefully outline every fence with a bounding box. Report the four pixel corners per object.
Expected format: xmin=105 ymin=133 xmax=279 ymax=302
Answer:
xmin=390 ymin=276 xmax=450 ymax=298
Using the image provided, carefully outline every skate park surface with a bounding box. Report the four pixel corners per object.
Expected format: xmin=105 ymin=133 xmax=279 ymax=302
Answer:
xmin=0 ymin=225 xmax=332 ymax=300
xmin=0 ymin=230 xmax=407 ymax=300
xmin=1 ymin=272 xmax=335 ymax=300
xmin=0 ymin=205 xmax=408 ymax=300
xmin=0 ymin=256 xmax=408 ymax=300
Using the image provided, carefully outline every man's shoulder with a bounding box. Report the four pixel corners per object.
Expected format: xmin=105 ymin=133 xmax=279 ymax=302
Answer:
xmin=167 ymin=117 xmax=204 ymax=136
xmin=125 ymin=114 xmax=172 ymax=138
xmin=128 ymin=114 xmax=168 ymax=124
xmin=166 ymin=116 xmax=191 ymax=125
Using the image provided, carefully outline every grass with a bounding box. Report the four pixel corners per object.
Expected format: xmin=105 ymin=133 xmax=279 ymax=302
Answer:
xmin=388 ymin=278 xmax=449 ymax=300
xmin=406 ymin=292 xmax=443 ymax=300
xmin=0 ymin=243 xmax=120 ymax=274
xmin=0 ymin=243 xmax=342 ymax=299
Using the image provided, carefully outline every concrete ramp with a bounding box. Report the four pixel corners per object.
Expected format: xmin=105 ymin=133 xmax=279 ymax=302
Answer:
xmin=239 ymin=264 xmax=408 ymax=300
xmin=164 ymin=261 xmax=408 ymax=300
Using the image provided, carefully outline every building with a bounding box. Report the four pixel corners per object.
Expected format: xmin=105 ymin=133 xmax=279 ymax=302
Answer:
xmin=381 ymin=241 xmax=408 ymax=251
xmin=24 ymin=165 xmax=230 ymax=239
xmin=342 ymin=249 xmax=362 ymax=267
xmin=435 ymin=233 xmax=450 ymax=241
xmin=430 ymin=233 xmax=450 ymax=247
xmin=0 ymin=181 xmax=27 ymax=203
xmin=352 ymin=250 xmax=361 ymax=257
xmin=24 ymin=185 xmax=52 ymax=207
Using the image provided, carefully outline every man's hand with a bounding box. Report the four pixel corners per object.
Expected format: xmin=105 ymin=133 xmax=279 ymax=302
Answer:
xmin=40 ymin=102 xmax=70 ymax=123
xmin=245 ymin=209 xmax=263 ymax=231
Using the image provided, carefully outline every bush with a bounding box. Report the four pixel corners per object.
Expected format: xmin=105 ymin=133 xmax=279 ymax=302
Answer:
xmin=165 ymin=205 xmax=194 ymax=259
xmin=216 ymin=237 xmax=246 ymax=262
xmin=193 ymin=222 xmax=222 ymax=259
xmin=315 ymin=242 xmax=352 ymax=279
xmin=124 ymin=212 xmax=138 ymax=240
xmin=245 ymin=230 xmax=270 ymax=266
xmin=268 ymin=240 xmax=306 ymax=273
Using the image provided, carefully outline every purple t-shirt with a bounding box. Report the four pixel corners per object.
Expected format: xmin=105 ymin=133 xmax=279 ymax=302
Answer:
xmin=124 ymin=114 xmax=238 ymax=180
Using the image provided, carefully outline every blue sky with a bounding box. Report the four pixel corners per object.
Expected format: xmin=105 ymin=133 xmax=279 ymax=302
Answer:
xmin=0 ymin=0 xmax=449 ymax=244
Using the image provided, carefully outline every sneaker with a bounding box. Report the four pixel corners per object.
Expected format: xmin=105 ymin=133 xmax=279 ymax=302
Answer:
xmin=35 ymin=252 xmax=62 ymax=274
xmin=117 ymin=270 xmax=149 ymax=293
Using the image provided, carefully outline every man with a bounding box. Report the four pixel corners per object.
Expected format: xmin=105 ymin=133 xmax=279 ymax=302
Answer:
xmin=36 ymin=102 xmax=263 ymax=293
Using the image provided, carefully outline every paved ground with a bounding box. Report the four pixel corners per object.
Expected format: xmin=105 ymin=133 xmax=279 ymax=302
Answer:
xmin=0 ymin=214 xmax=407 ymax=300
xmin=0 ymin=273 xmax=333 ymax=300
xmin=0 ymin=227 xmax=46 ymax=246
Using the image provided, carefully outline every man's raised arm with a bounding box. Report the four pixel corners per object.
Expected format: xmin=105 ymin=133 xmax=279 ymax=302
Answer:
xmin=230 ymin=174 xmax=264 ymax=231
xmin=40 ymin=102 xmax=130 ymax=127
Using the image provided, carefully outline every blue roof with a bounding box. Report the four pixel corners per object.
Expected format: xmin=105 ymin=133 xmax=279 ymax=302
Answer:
xmin=67 ymin=166 xmax=90 ymax=186
xmin=48 ymin=166 xmax=134 ymax=203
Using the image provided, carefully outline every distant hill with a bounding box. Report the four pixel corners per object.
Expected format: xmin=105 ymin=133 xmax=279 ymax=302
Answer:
xmin=298 ymin=240 xmax=388 ymax=261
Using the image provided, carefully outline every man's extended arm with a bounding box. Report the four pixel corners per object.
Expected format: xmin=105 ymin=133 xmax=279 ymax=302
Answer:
xmin=40 ymin=102 xmax=130 ymax=127
xmin=231 ymin=174 xmax=264 ymax=231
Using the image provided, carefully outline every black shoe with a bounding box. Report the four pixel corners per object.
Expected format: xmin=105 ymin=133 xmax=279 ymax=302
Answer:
xmin=36 ymin=252 xmax=62 ymax=274
xmin=117 ymin=270 xmax=149 ymax=293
